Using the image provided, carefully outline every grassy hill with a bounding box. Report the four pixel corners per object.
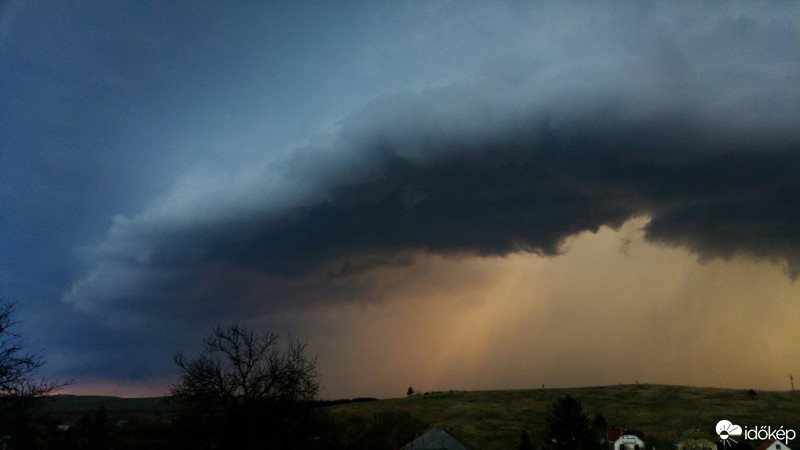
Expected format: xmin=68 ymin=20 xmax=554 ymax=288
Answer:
xmin=41 ymin=394 xmax=171 ymax=424
xmin=39 ymin=385 xmax=799 ymax=449
xmin=325 ymin=384 xmax=800 ymax=449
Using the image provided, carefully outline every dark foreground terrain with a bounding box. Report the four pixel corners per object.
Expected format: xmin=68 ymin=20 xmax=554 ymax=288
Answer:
xmin=39 ymin=384 xmax=799 ymax=449
xmin=326 ymin=384 xmax=799 ymax=449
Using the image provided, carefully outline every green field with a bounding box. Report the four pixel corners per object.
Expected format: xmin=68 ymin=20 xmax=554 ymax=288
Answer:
xmin=325 ymin=384 xmax=800 ymax=449
xmin=41 ymin=385 xmax=799 ymax=449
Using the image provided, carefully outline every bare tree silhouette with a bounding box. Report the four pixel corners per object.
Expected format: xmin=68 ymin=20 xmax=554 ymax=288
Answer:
xmin=170 ymin=324 xmax=320 ymax=449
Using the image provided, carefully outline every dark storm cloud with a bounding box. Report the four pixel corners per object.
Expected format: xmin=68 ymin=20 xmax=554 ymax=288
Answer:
xmin=63 ymin=85 xmax=800 ymax=322
xmin=1 ymin=1 xmax=793 ymax=394
xmin=58 ymin=2 xmax=800 ymax=325
xmin=197 ymin=109 xmax=800 ymax=278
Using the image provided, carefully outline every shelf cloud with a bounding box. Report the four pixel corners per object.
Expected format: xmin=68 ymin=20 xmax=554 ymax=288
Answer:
xmin=64 ymin=75 xmax=799 ymax=323
xmin=4 ymin=1 xmax=798 ymax=396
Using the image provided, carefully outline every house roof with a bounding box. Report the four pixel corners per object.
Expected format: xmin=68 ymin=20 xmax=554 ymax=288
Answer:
xmin=756 ymin=439 xmax=790 ymax=450
xmin=674 ymin=428 xmax=699 ymax=446
xmin=607 ymin=428 xmax=625 ymax=442
xmin=757 ymin=440 xmax=776 ymax=450
xmin=401 ymin=427 xmax=475 ymax=450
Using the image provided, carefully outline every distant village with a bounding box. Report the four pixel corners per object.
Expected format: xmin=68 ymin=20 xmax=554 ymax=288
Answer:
xmin=401 ymin=426 xmax=793 ymax=450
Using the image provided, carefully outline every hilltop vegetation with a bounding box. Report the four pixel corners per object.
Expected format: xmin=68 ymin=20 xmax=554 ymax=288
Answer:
xmin=325 ymin=384 xmax=800 ymax=449
xmin=37 ymin=384 xmax=800 ymax=449
xmin=43 ymin=395 xmax=170 ymax=421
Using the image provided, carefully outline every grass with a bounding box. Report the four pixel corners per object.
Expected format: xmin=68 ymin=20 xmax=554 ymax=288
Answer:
xmin=38 ymin=385 xmax=800 ymax=449
xmin=324 ymin=384 xmax=800 ymax=449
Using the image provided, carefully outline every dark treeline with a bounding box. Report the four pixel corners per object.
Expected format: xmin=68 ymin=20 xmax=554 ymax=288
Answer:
xmin=18 ymin=403 xmax=422 ymax=450
xmin=0 ymin=314 xmax=404 ymax=450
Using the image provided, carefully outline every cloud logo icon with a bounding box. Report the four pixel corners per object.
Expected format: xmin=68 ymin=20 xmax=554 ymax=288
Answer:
xmin=716 ymin=420 xmax=743 ymax=442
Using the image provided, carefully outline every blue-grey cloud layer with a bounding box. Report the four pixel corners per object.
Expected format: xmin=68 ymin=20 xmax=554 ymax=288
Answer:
xmin=64 ymin=82 xmax=799 ymax=323
xmin=2 ymin=1 xmax=799 ymax=385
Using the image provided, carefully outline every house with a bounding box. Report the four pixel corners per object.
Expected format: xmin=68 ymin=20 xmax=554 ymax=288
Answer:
xmin=673 ymin=428 xmax=715 ymax=449
xmin=608 ymin=428 xmax=625 ymax=447
xmin=757 ymin=440 xmax=791 ymax=450
xmin=608 ymin=429 xmax=624 ymax=442
xmin=610 ymin=432 xmax=646 ymax=450
xmin=401 ymin=427 xmax=475 ymax=450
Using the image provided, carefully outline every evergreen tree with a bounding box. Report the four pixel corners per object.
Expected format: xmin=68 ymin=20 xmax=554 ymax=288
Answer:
xmin=542 ymin=395 xmax=599 ymax=450
xmin=90 ymin=405 xmax=108 ymax=450
xmin=519 ymin=430 xmax=533 ymax=450
xmin=592 ymin=413 xmax=608 ymax=436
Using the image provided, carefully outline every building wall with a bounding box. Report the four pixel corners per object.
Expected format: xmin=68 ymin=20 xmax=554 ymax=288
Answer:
xmin=764 ymin=441 xmax=791 ymax=450
xmin=612 ymin=434 xmax=646 ymax=450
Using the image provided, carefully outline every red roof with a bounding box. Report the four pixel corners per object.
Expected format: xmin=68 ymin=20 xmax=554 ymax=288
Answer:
xmin=607 ymin=428 xmax=625 ymax=442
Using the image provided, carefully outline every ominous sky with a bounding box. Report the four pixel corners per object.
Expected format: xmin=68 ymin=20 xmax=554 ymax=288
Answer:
xmin=2 ymin=2 xmax=799 ymax=399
